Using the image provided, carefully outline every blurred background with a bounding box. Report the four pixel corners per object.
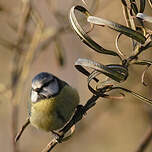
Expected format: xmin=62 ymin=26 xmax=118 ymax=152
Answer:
xmin=0 ymin=0 xmax=152 ymax=152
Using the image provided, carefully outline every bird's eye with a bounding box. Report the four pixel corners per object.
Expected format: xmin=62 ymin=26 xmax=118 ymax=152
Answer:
xmin=32 ymin=87 xmax=41 ymax=93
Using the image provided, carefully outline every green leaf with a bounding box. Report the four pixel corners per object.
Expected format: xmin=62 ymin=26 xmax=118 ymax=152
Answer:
xmin=131 ymin=3 xmax=138 ymax=14
xmin=140 ymin=0 xmax=146 ymax=13
xmin=132 ymin=60 xmax=152 ymax=65
xmin=69 ymin=5 xmax=122 ymax=59
xmin=112 ymin=87 xmax=152 ymax=105
xmin=121 ymin=0 xmax=127 ymax=6
xmin=87 ymin=16 xmax=146 ymax=44
xmin=75 ymin=58 xmax=128 ymax=82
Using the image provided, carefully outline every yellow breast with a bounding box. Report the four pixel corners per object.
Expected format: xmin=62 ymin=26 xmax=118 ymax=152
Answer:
xmin=30 ymin=85 xmax=79 ymax=131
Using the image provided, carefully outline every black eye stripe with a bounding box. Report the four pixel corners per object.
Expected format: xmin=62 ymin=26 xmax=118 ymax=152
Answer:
xmin=33 ymin=87 xmax=41 ymax=93
xmin=33 ymin=78 xmax=55 ymax=93
xmin=42 ymin=78 xmax=55 ymax=88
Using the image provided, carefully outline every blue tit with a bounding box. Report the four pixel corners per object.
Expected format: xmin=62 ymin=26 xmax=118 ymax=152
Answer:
xmin=29 ymin=72 xmax=80 ymax=132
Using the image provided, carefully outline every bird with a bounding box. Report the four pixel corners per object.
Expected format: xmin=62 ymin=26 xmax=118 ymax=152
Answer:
xmin=15 ymin=72 xmax=80 ymax=141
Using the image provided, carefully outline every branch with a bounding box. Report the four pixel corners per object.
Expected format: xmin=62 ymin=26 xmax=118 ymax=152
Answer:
xmin=15 ymin=118 xmax=30 ymax=142
xmin=134 ymin=127 xmax=152 ymax=152
xmin=41 ymin=95 xmax=99 ymax=152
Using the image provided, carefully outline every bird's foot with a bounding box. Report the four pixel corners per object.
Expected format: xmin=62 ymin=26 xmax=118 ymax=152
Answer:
xmin=51 ymin=131 xmax=64 ymax=143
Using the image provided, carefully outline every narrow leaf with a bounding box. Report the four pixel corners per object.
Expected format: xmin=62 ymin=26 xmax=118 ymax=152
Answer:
xmin=112 ymin=87 xmax=152 ymax=105
xmin=140 ymin=0 xmax=146 ymax=13
xmin=121 ymin=0 xmax=127 ymax=6
xmin=131 ymin=3 xmax=138 ymax=14
xmin=69 ymin=6 xmax=122 ymax=59
xmin=87 ymin=16 xmax=146 ymax=44
xmin=75 ymin=58 xmax=127 ymax=82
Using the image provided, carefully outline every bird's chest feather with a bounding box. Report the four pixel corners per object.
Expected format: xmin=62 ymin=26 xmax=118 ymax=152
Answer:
xmin=29 ymin=86 xmax=79 ymax=131
xmin=30 ymin=99 xmax=57 ymax=131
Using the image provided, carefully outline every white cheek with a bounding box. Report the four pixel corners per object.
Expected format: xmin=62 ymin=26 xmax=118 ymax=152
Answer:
xmin=31 ymin=91 xmax=38 ymax=102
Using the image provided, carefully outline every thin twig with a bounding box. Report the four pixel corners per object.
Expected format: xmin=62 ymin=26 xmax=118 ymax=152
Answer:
xmin=12 ymin=12 xmax=43 ymax=152
xmin=17 ymin=0 xmax=31 ymax=43
xmin=15 ymin=118 xmax=30 ymax=142
xmin=11 ymin=1 xmax=31 ymax=152
xmin=134 ymin=127 xmax=152 ymax=152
